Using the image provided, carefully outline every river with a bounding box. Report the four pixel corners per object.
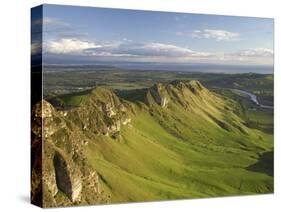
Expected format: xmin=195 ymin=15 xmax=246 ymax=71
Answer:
xmin=234 ymin=89 xmax=273 ymax=109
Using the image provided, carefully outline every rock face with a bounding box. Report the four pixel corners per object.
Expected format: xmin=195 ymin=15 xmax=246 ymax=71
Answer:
xmin=147 ymin=83 xmax=170 ymax=108
xmin=32 ymin=100 xmax=57 ymax=207
xmin=53 ymin=151 xmax=82 ymax=202
xmin=53 ymin=152 xmax=72 ymax=198
xmin=146 ymin=80 xmax=209 ymax=108
xmin=31 ymin=88 xmax=132 ymax=207
xmin=31 ymin=100 xmax=105 ymax=207
xmin=75 ymin=87 xmax=131 ymax=137
xmin=31 ymin=100 xmax=63 ymax=138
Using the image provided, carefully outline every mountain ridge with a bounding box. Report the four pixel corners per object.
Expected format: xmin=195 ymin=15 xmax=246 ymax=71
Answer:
xmin=31 ymin=80 xmax=273 ymax=207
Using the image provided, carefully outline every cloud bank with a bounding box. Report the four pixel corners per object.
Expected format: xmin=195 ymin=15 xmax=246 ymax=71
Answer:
xmin=44 ymin=38 xmax=101 ymax=54
xmin=42 ymin=37 xmax=273 ymax=65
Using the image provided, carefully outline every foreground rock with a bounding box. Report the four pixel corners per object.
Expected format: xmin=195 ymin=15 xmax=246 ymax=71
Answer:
xmin=31 ymin=98 xmax=110 ymax=207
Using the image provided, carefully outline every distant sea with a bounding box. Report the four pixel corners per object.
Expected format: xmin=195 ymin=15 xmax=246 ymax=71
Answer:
xmin=44 ymin=62 xmax=274 ymax=74
xmin=115 ymin=63 xmax=274 ymax=74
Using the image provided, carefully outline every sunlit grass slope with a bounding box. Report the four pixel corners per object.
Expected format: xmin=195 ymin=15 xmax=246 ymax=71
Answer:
xmin=79 ymin=81 xmax=273 ymax=203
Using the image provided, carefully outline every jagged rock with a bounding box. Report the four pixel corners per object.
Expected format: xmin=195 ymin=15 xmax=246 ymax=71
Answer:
xmin=82 ymin=140 xmax=88 ymax=146
xmin=43 ymin=119 xmax=58 ymax=138
xmin=53 ymin=152 xmax=72 ymax=198
xmin=31 ymin=136 xmax=43 ymax=207
xmin=103 ymin=103 xmax=116 ymax=117
xmin=121 ymin=117 xmax=131 ymax=125
xmin=118 ymin=104 xmax=127 ymax=112
xmin=31 ymin=117 xmax=43 ymax=136
xmin=31 ymin=99 xmax=108 ymax=207
xmin=53 ymin=151 xmax=82 ymax=202
xmin=71 ymin=175 xmax=82 ymax=202
xmin=32 ymin=100 xmax=54 ymax=118
xmin=74 ymin=87 xmax=131 ymax=137
xmin=31 ymin=100 xmax=61 ymax=138
xmin=107 ymin=120 xmax=121 ymax=133
xmin=44 ymin=162 xmax=58 ymax=198
xmin=161 ymin=97 xmax=169 ymax=107
xmin=147 ymin=83 xmax=170 ymax=108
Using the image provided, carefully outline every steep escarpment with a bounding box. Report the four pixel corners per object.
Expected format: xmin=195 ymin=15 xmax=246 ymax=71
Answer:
xmin=31 ymin=87 xmax=134 ymax=207
xmin=32 ymin=80 xmax=273 ymax=207
xmin=31 ymin=99 xmax=111 ymax=207
xmin=73 ymin=87 xmax=132 ymax=138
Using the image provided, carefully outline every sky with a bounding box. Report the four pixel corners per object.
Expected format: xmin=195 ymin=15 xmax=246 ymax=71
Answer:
xmin=31 ymin=4 xmax=274 ymax=67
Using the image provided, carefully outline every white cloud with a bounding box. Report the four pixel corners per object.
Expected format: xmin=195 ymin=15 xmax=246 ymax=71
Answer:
xmin=192 ymin=29 xmax=240 ymax=41
xmin=44 ymin=38 xmax=101 ymax=54
xmin=217 ymin=48 xmax=274 ymax=65
xmin=235 ymin=48 xmax=274 ymax=57
xmin=84 ymin=42 xmax=212 ymax=58
xmin=43 ymin=37 xmax=273 ymax=65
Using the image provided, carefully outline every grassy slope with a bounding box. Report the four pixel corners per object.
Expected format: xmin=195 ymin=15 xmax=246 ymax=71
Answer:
xmin=49 ymin=89 xmax=92 ymax=108
xmin=212 ymin=87 xmax=273 ymax=134
xmin=81 ymin=85 xmax=273 ymax=203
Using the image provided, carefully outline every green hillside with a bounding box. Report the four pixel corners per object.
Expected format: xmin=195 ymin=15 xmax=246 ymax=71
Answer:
xmin=85 ymin=81 xmax=273 ymax=202
xmin=32 ymin=80 xmax=273 ymax=207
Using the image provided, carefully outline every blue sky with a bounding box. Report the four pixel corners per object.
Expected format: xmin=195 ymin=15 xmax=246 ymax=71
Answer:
xmin=31 ymin=4 xmax=274 ymax=66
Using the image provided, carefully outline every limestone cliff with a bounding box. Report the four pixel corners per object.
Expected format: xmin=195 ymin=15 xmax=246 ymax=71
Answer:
xmin=31 ymin=88 xmax=132 ymax=207
xmin=31 ymin=100 xmax=108 ymax=207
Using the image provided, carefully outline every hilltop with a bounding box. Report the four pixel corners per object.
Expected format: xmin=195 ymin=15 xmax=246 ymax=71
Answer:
xmin=32 ymin=80 xmax=273 ymax=207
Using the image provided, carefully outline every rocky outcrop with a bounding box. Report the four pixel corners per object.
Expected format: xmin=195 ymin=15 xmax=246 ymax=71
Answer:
xmin=145 ymin=80 xmax=208 ymax=109
xmin=75 ymin=87 xmax=131 ymax=138
xmin=53 ymin=152 xmax=72 ymax=197
xmin=103 ymin=103 xmax=116 ymax=117
xmin=44 ymin=162 xmax=58 ymax=198
xmin=32 ymin=100 xmax=56 ymax=207
xmin=31 ymin=135 xmax=43 ymax=207
xmin=121 ymin=117 xmax=131 ymax=125
xmin=147 ymin=83 xmax=170 ymax=108
xmin=31 ymin=88 xmax=133 ymax=207
xmin=53 ymin=151 xmax=82 ymax=202
xmin=31 ymin=99 xmax=107 ymax=207
xmin=31 ymin=100 xmax=65 ymax=138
